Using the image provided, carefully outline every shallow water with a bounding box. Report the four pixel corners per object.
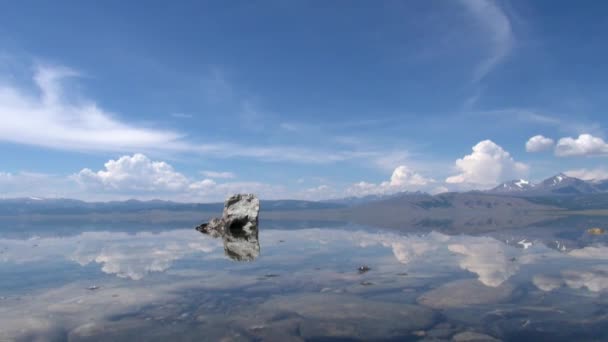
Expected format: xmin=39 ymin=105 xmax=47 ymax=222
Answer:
xmin=1 ymin=219 xmax=608 ymax=341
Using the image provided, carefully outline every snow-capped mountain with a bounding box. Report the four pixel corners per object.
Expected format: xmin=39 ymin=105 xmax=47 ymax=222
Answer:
xmin=489 ymin=179 xmax=535 ymax=193
xmin=534 ymin=173 xmax=600 ymax=195
xmin=592 ymin=179 xmax=608 ymax=192
xmin=487 ymin=173 xmax=605 ymax=196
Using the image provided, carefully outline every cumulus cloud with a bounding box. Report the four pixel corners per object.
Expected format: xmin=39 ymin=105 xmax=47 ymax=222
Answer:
xmin=74 ymin=154 xmax=190 ymax=192
xmin=568 ymin=246 xmax=608 ymax=260
xmin=70 ymin=153 xmax=286 ymax=201
xmin=555 ymin=134 xmax=608 ymax=157
xmin=0 ymin=230 xmax=221 ymax=280
xmin=72 ymin=231 xmax=220 ymax=280
xmin=565 ymin=168 xmax=608 ymax=181
xmin=346 ymin=165 xmax=434 ymax=196
xmin=0 ymin=65 xmax=185 ymax=152
xmin=562 ymin=267 xmax=608 ymax=292
xmin=536 ymin=267 xmax=608 ymax=293
xmin=525 ymin=135 xmax=554 ymax=152
xmin=448 ymin=237 xmax=521 ymax=287
xmin=446 ymin=140 xmax=528 ymax=187
xmin=532 ymin=275 xmax=563 ymax=292
xmin=390 ymin=165 xmax=433 ymax=186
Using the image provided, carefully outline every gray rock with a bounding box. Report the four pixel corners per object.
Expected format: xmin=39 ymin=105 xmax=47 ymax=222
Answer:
xmin=418 ymin=279 xmax=514 ymax=309
xmin=261 ymin=293 xmax=438 ymax=340
xmin=452 ymin=331 xmax=501 ymax=342
xmin=195 ymin=194 xmax=260 ymax=261
xmin=223 ymin=194 xmax=260 ymax=238
xmin=195 ymin=217 xmax=223 ymax=238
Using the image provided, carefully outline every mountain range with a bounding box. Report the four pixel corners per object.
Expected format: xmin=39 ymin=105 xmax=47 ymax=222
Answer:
xmin=486 ymin=173 xmax=608 ymax=196
xmin=0 ymin=173 xmax=607 ymax=219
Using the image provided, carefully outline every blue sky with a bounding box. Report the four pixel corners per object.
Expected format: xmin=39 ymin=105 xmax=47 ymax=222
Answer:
xmin=1 ymin=0 xmax=607 ymax=201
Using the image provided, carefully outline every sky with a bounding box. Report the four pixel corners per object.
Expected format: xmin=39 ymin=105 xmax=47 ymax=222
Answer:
xmin=1 ymin=0 xmax=608 ymax=202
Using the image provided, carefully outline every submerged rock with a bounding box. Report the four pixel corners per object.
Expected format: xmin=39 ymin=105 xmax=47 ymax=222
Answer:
xmin=452 ymin=331 xmax=501 ymax=342
xmin=195 ymin=194 xmax=260 ymax=261
xmin=357 ymin=265 xmax=371 ymax=274
xmin=587 ymin=227 xmax=606 ymax=235
xmin=260 ymin=293 xmax=438 ymax=340
xmin=417 ymin=279 xmax=514 ymax=309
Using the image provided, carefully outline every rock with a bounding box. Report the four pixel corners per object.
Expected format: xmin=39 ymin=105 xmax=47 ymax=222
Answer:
xmin=195 ymin=194 xmax=260 ymax=261
xmin=418 ymin=279 xmax=514 ymax=309
xmin=452 ymin=331 xmax=501 ymax=341
xmin=427 ymin=322 xmax=458 ymax=339
xmin=358 ymin=265 xmax=371 ymax=274
xmin=587 ymin=227 xmax=606 ymax=235
xmin=413 ymin=330 xmax=427 ymax=337
xmin=260 ymin=293 xmax=438 ymax=340
xmin=223 ymin=194 xmax=260 ymax=238
xmin=195 ymin=218 xmax=224 ymax=238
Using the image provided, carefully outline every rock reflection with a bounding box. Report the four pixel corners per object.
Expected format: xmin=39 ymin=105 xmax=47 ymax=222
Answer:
xmin=196 ymin=225 xmax=260 ymax=261
xmin=222 ymin=232 xmax=260 ymax=261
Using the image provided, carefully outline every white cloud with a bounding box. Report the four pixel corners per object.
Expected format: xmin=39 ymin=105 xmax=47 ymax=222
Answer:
xmin=565 ymin=168 xmax=608 ymax=181
xmin=569 ymin=246 xmax=608 ymax=260
xmin=533 ymin=269 xmax=608 ymax=293
xmin=297 ymin=184 xmax=344 ymax=201
xmin=71 ymin=154 xmax=286 ymax=201
xmin=74 ymin=154 xmax=189 ymax=192
xmin=525 ymin=135 xmax=554 ymax=152
xmin=562 ymin=267 xmax=608 ymax=293
xmin=0 ymin=65 xmax=185 ymax=152
xmin=446 ymin=140 xmax=528 ymax=187
xmin=448 ymin=237 xmax=521 ymax=287
xmin=460 ymin=0 xmax=514 ymax=82
xmin=532 ymin=275 xmax=563 ymax=292
xmin=0 ymin=64 xmax=398 ymax=166
xmin=189 ymin=179 xmax=288 ymax=201
xmin=390 ymin=165 xmax=433 ymax=186
xmin=201 ymin=170 xmax=236 ymax=179
xmin=555 ymin=134 xmax=608 ymax=157
xmin=346 ymin=165 xmax=434 ymax=196
xmin=0 ymin=171 xmax=74 ymax=198
xmin=71 ymin=231 xmax=220 ymax=280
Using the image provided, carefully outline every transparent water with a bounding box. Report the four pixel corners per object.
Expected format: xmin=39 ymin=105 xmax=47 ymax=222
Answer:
xmin=1 ymin=218 xmax=608 ymax=341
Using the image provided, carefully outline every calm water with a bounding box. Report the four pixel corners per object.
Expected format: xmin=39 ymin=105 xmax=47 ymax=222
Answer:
xmin=1 ymin=218 xmax=608 ymax=341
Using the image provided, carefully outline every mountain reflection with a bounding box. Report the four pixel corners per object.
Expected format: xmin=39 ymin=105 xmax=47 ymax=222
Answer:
xmin=0 ymin=225 xmax=606 ymax=288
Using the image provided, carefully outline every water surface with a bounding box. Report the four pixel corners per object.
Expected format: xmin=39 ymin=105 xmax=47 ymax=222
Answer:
xmin=1 ymin=219 xmax=608 ymax=341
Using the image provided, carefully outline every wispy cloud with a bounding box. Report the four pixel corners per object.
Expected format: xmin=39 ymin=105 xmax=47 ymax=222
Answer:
xmin=470 ymin=108 xmax=601 ymax=135
xmin=201 ymin=170 xmax=236 ymax=179
xmin=0 ymin=65 xmax=186 ymax=152
xmin=170 ymin=112 xmax=193 ymax=119
xmin=460 ymin=0 xmax=514 ymax=82
xmin=0 ymin=64 xmax=395 ymax=166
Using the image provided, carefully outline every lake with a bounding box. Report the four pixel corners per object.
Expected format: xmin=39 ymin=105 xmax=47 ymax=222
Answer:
xmin=1 ymin=218 xmax=608 ymax=341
